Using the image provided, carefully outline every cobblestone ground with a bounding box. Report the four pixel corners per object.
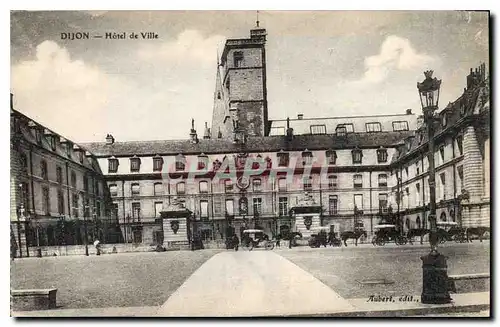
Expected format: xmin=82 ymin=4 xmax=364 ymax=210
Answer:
xmin=10 ymin=250 xmax=221 ymax=309
xmin=278 ymin=241 xmax=490 ymax=299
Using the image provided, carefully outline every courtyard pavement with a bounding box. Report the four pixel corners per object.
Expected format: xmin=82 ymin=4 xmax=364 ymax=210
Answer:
xmin=11 ymin=241 xmax=490 ymax=317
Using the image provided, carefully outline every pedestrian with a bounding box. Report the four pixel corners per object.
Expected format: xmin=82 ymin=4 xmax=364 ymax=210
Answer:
xmin=232 ymin=234 xmax=239 ymax=251
xmin=94 ymin=239 xmax=101 ymax=256
xmin=276 ymin=234 xmax=281 ymax=248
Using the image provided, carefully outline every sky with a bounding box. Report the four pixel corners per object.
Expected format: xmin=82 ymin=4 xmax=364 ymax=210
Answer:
xmin=10 ymin=10 xmax=489 ymax=143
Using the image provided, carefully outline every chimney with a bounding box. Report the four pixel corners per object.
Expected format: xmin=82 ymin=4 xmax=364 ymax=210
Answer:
xmin=203 ymin=122 xmax=211 ymax=139
xmin=105 ymin=134 xmax=115 ymax=145
xmin=190 ymin=118 xmax=198 ymax=144
xmin=297 ymin=114 xmax=304 ymax=120
xmin=406 ymin=109 xmax=412 ymax=115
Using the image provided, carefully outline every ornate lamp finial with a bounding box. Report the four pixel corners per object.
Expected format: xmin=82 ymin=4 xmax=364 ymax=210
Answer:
xmin=424 ymin=70 xmax=434 ymax=79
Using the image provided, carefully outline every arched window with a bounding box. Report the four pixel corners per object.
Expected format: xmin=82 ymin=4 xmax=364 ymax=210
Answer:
xmin=154 ymin=182 xmax=163 ymax=196
xmin=416 ymin=216 xmax=421 ymax=229
xmin=440 ymin=212 xmax=446 ymax=222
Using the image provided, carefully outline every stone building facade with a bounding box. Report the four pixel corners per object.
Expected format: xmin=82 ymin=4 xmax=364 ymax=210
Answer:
xmin=10 ymin=101 xmax=121 ymax=257
xmin=12 ymin=26 xmax=490 ymax=251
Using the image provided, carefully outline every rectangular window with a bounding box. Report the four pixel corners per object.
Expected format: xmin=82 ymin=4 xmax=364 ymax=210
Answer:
xmin=353 ymin=174 xmax=363 ymax=188
xmin=277 ymin=152 xmax=289 ymax=167
xmin=310 ymin=125 xmax=327 ymax=135
xmin=214 ymin=197 xmax=222 ymax=215
xmin=154 ymin=183 xmax=163 ymax=196
xmin=377 ymin=149 xmax=388 ymax=163
xmin=96 ymin=201 xmax=101 ymax=217
xmin=278 ymin=178 xmax=287 ymax=192
xmin=252 ymin=179 xmax=262 ymax=192
xmin=225 ymin=199 xmax=234 ymax=215
xmin=70 ymin=171 xmax=77 ymax=188
xmin=354 ymin=194 xmax=363 ymax=210
xmin=233 ymin=51 xmax=243 ymax=68
xmin=41 ymin=160 xmax=48 ymax=180
xmin=416 ymin=166 xmax=420 ymax=176
xmin=176 ymin=182 xmax=185 ymax=195
xmin=439 ymin=146 xmax=445 ymax=163
xmin=278 ymin=197 xmax=288 ymax=217
xmin=405 ymin=187 xmax=410 ymax=208
xmin=378 ymin=174 xmax=388 ymax=187
xmin=132 ymin=202 xmax=141 ymax=222
xmin=130 ymin=157 xmax=141 ymax=172
xmin=456 ymin=136 xmax=464 ymax=156
xmin=57 ymin=190 xmax=64 ymax=215
xmin=329 ymin=195 xmax=338 ymax=215
xmin=111 ymin=203 xmax=118 ymax=220
xmin=303 ymin=176 xmax=312 ymax=191
xmin=72 ymin=193 xmax=79 ymax=217
xmin=197 ymin=155 xmax=208 ymax=170
xmin=42 ymin=187 xmax=50 ymax=215
xmin=83 ymin=176 xmax=89 ymax=192
xmin=328 ymin=175 xmax=337 ymax=190
xmin=366 ymin=122 xmax=382 ymax=133
xmin=175 ymin=156 xmax=186 ymax=171
xmin=393 ymin=121 xmax=409 ymax=131
xmin=200 ymin=200 xmax=209 ymax=220
xmin=378 ymin=193 xmax=387 ymax=213
xmin=326 ymin=150 xmax=337 ymax=165
xmin=56 ymin=166 xmax=63 ymax=184
xmin=131 ymin=183 xmax=140 ymax=196
xmin=416 ymin=183 xmax=421 ymax=206
xmin=440 ymin=172 xmax=446 ymax=200
xmin=108 ymin=158 xmax=119 ymax=173
xmin=302 ymin=151 xmax=313 ymax=165
xmin=253 ymin=198 xmax=262 ymax=215
xmin=457 ymin=166 xmax=464 ymax=191
xmin=199 ymin=181 xmax=208 ymax=193
xmin=352 ymin=149 xmax=363 ymax=164
xmin=153 ymin=157 xmax=163 ymax=172
xmin=110 ymin=184 xmax=118 ymax=197
xmin=224 ymin=179 xmax=233 ymax=193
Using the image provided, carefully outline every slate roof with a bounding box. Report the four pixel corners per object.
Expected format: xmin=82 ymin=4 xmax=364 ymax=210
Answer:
xmin=393 ymin=80 xmax=486 ymax=161
xmin=81 ymin=131 xmax=413 ymax=157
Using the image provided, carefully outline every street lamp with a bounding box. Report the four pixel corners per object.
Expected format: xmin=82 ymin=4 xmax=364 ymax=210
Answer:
xmin=417 ymin=70 xmax=451 ymax=304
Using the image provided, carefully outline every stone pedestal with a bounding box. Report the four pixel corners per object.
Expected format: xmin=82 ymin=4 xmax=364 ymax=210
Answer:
xmin=290 ymin=192 xmax=323 ymax=240
xmin=160 ymin=198 xmax=192 ymax=250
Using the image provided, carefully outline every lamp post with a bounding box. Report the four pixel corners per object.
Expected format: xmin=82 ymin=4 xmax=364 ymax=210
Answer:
xmin=417 ymin=70 xmax=451 ymax=304
xmin=83 ymin=205 xmax=90 ymax=256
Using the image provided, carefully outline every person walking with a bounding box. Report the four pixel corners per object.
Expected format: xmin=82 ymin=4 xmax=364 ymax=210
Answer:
xmin=94 ymin=239 xmax=101 ymax=255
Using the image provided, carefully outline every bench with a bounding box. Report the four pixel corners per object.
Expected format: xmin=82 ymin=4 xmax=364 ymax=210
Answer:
xmin=448 ymin=273 xmax=490 ymax=293
xmin=11 ymin=289 xmax=57 ymax=311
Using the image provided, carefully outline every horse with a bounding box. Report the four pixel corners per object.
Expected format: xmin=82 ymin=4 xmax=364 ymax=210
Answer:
xmin=466 ymin=227 xmax=490 ymax=243
xmin=407 ymin=228 xmax=430 ymax=245
xmin=340 ymin=230 xmax=367 ymax=247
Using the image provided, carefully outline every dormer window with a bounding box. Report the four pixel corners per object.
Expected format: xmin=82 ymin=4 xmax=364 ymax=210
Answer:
xmin=175 ymin=154 xmax=186 ymax=171
xmin=35 ymin=128 xmax=42 ymax=144
xmin=310 ymin=124 xmax=327 ymax=135
xmin=130 ymin=156 xmax=141 ymax=172
xmin=352 ymin=148 xmax=363 ymax=164
xmin=108 ymin=157 xmax=119 ymax=173
xmin=233 ymin=51 xmax=243 ymax=68
xmin=49 ymin=135 xmax=56 ymax=151
xmin=377 ymin=147 xmax=388 ymax=163
xmin=441 ymin=113 xmax=447 ymax=127
xmin=393 ymin=121 xmax=409 ymax=131
xmin=337 ymin=123 xmax=354 ymax=133
xmin=77 ymin=150 xmax=84 ymax=163
xmin=336 ymin=126 xmax=347 ymax=136
xmin=153 ymin=155 xmax=163 ymax=172
xmin=326 ymin=150 xmax=337 ymax=165
xmin=366 ymin=122 xmax=382 ymax=133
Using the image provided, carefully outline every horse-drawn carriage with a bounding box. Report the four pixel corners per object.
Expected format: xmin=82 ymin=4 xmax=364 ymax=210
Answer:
xmin=372 ymin=224 xmax=408 ymax=246
xmin=436 ymin=221 xmax=466 ymax=243
xmin=240 ymin=229 xmax=275 ymax=251
xmin=308 ymin=227 xmax=342 ymax=248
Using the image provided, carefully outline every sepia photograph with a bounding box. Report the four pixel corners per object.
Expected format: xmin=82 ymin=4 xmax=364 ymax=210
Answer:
xmin=9 ymin=9 xmax=490 ymax=318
